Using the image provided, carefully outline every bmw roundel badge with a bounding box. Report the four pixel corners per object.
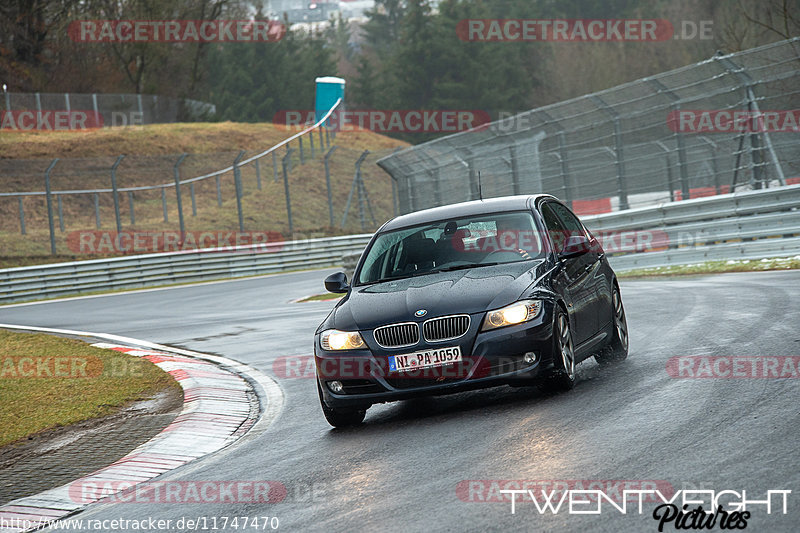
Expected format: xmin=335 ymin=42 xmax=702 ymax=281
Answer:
xmin=415 ymin=309 xmax=427 ymax=317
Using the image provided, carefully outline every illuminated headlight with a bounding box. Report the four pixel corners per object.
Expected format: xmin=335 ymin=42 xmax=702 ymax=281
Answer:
xmin=321 ymin=329 xmax=366 ymax=351
xmin=481 ymin=300 xmax=542 ymax=331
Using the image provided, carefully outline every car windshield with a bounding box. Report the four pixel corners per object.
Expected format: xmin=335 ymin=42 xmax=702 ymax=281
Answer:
xmin=356 ymin=211 xmax=544 ymax=285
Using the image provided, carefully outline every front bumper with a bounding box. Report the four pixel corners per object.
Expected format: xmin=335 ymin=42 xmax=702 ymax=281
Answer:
xmin=315 ymin=303 xmax=557 ymax=409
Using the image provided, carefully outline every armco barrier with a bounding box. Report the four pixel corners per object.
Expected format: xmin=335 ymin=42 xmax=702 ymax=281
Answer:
xmin=582 ymin=183 xmax=800 ymax=270
xmin=1 ymin=185 xmax=799 ymax=304
xmin=0 ymin=234 xmax=372 ymax=304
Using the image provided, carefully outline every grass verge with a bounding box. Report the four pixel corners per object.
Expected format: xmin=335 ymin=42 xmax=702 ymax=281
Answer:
xmin=617 ymin=256 xmax=800 ymax=278
xmin=296 ymin=293 xmax=343 ymax=302
xmin=0 ymin=329 xmax=180 ymax=447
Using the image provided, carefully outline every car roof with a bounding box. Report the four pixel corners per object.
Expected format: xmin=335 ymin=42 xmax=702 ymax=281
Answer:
xmin=380 ymin=194 xmax=555 ymax=232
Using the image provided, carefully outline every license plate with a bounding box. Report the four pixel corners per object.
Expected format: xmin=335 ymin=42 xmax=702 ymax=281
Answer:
xmin=389 ymin=346 xmax=462 ymax=373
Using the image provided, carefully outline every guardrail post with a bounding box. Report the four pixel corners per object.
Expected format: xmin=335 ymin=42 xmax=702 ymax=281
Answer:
xmin=161 ymin=188 xmax=168 ymax=222
xmin=94 ymin=193 xmax=101 ymax=228
xmin=216 ymin=175 xmax=222 ymax=206
xmin=128 ymin=191 xmax=135 ymax=224
xmin=173 ymin=153 xmax=187 ymax=236
xmin=57 ymin=195 xmax=64 ymax=232
xmin=282 ymin=149 xmax=295 ymax=236
xmin=325 ymin=128 xmax=330 ymax=149
xmin=44 ymin=159 xmax=58 ymax=255
xmin=319 ymin=127 xmax=324 ymax=152
xmin=190 ymin=183 xmax=197 ymax=215
xmin=324 ymin=146 xmax=337 ymax=227
xmin=18 ymin=197 xmax=26 ymax=235
xmin=309 ymin=128 xmax=315 ymax=159
xmin=233 ymin=150 xmax=246 ymax=232
xmin=255 ymin=159 xmax=262 ymax=190
xmin=272 ymin=151 xmax=279 ymax=183
xmin=110 ymin=155 xmax=125 ymax=233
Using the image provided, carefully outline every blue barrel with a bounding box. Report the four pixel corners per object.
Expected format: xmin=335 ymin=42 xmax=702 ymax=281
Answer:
xmin=315 ymin=76 xmax=345 ymax=126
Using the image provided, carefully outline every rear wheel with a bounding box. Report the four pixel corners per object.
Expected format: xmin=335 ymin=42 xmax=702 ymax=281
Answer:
xmin=317 ymin=382 xmax=367 ymax=428
xmin=595 ymin=285 xmax=629 ymax=365
xmin=541 ymin=308 xmax=575 ymax=392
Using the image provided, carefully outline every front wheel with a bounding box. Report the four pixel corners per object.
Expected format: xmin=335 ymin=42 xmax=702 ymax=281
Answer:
xmin=595 ymin=285 xmax=629 ymax=366
xmin=540 ymin=308 xmax=576 ymax=393
xmin=317 ymin=382 xmax=367 ymax=428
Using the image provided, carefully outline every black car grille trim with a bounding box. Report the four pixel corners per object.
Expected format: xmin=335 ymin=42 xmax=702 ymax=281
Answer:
xmin=422 ymin=315 xmax=471 ymax=342
xmin=374 ymin=322 xmax=420 ymax=348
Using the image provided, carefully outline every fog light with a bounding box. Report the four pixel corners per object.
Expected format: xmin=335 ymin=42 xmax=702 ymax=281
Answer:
xmin=328 ymin=380 xmax=344 ymax=393
xmin=523 ymin=352 xmax=537 ymax=364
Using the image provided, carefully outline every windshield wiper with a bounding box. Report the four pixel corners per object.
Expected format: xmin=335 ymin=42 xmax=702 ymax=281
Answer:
xmin=431 ymin=262 xmax=499 ymax=273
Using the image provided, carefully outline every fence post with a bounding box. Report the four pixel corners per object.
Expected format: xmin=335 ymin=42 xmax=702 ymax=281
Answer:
xmin=324 ymin=146 xmax=337 ymax=227
xmin=44 ymin=159 xmax=58 ymax=255
xmin=255 ymin=159 xmax=262 ymax=190
xmin=110 ymin=155 xmax=125 ymax=233
xmin=216 ymin=175 xmax=222 ymax=206
xmin=299 ymin=136 xmax=305 ymax=164
xmin=319 ymin=127 xmax=324 ymax=152
xmin=35 ymin=92 xmax=41 ymax=114
xmin=272 ymin=151 xmax=279 ymax=183
xmin=161 ymin=188 xmax=168 ymax=222
xmin=18 ymin=196 xmax=26 ymax=235
xmin=509 ymin=144 xmax=521 ymax=195
xmin=128 ymin=191 xmax=135 ymax=225
xmin=94 ymin=193 xmax=101 ymax=228
xmin=4 ymin=90 xmax=10 ymax=112
xmin=233 ymin=150 xmax=246 ymax=232
xmin=57 ymin=195 xmax=64 ymax=232
xmin=325 ymin=128 xmax=330 ymax=149
xmin=342 ymin=150 xmax=370 ymax=228
xmin=190 ymin=183 xmax=197 ymax=215
xmin=173 ymin=153 xmax=188 ymax=236
xmin=92 ymin=93 xmax=99 ymax=126
xmin=282 ymin=149 xmax=295 ymax=236
xmin=309 ymin=128 xmax=315 ymax=159
xmin=64 ymin=93 xmax=70 ymax=114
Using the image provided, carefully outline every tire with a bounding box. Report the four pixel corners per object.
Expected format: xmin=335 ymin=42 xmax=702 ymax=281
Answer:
xmin=540 ymin=307 xmax=576 ymax=392
xmin=595 ymin=285 xmax=629 ymax=366
xmin=317 ymin=382 xmax=367 ymax=428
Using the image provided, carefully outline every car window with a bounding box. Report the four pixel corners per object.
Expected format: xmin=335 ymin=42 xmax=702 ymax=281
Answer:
xmin=540 ymin=202 xmax=567 ymax=253
xmin=550 ymin=202 xmax=588 ymax=239
xmin=356 ymin=211 xmax=544 ymax=285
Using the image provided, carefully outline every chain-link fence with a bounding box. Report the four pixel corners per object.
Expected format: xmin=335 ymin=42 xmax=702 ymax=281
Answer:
xmin=377 ymin=38 xmax=800 ymax=216
xmin=1 ymin=92 xmax=215 ymax=126
xmin=0 ymin=100 xmax=402 ymax=258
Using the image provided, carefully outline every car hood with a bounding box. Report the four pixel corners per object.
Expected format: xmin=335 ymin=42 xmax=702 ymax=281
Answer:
xmin=333 ymin=260 xmax=547 ymax=331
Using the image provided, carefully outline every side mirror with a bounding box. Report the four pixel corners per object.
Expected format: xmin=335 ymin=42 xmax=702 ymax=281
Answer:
xmin=559 ymin=235 xmax=591 ymax=259
xmin=324 ymin=272 xmax=350 ymax=294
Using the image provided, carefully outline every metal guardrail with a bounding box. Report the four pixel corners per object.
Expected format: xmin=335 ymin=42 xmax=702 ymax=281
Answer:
xmin=1 ymin=184 xmax=798 ymax=304
xmin=585 ymin=183 xmax=800 ymax=270
xmin=0 ymin=234 xmax=371 ymax=304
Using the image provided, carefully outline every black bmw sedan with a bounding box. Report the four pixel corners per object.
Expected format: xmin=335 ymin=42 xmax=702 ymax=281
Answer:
xmin=315 ymin=195 xmax=628 ymax=427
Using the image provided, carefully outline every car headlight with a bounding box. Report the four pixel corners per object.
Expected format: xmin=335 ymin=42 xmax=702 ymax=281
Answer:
xmin=320 ymin=329 xmax=366 ymax=351
xmin=481 ymin=300 xmax=542 ymax=331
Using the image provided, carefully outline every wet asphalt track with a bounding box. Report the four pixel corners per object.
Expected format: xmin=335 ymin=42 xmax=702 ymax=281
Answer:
xmin=1 ymin=269 xmax=799 ymax=532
